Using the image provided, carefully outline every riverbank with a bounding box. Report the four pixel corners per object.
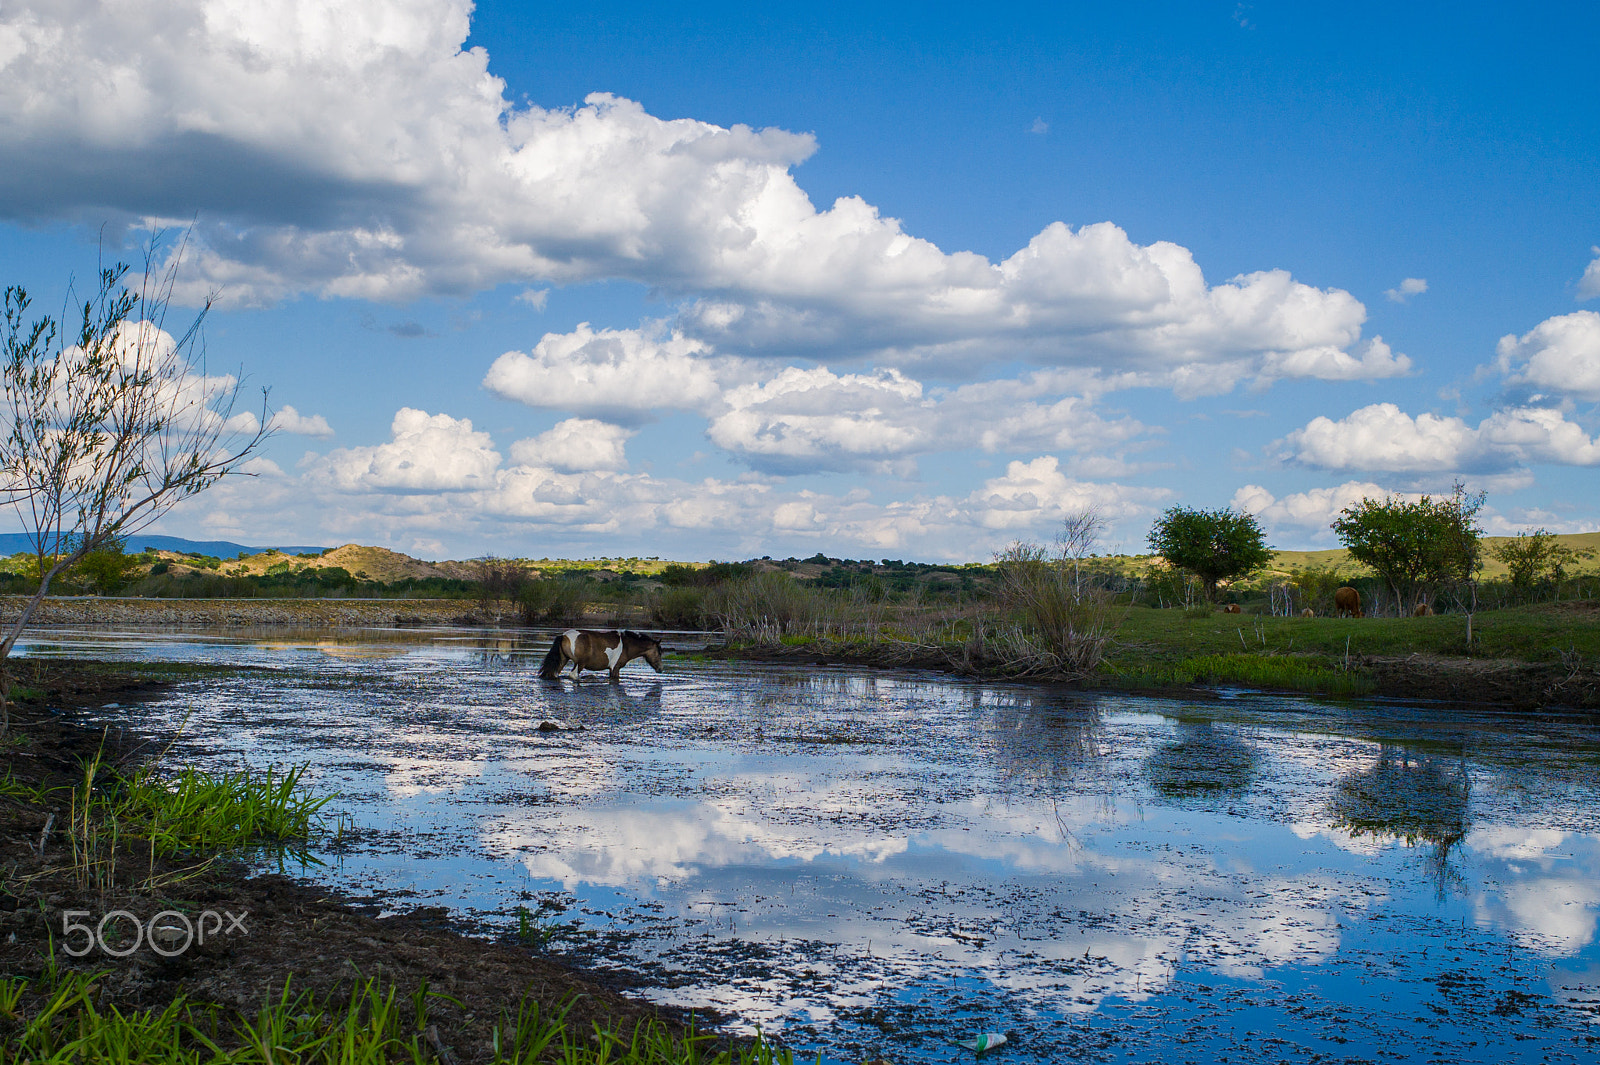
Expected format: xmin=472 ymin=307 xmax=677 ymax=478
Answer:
xmin=0 ymin=662 xmax=738 ymax=1064
xmin=701 ymin=600 xmax=1600 ymax=709
xmin=6 ymin=593 xmax=1596 ymax=708
xmin=0 ymin=595 xmax=484 ymax=627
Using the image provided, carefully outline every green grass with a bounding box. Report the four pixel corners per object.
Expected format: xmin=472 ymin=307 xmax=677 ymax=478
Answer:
xmin=1108 ymin=602 xmax=1600 ymax=666
xmin=115 ymin=762 xmax=333 ymax=856
xmin=64 ymin=751 xmax=334 ymax=890
xmin=1105 ymin=653 xmax=1375 ymax=696
xmin=0 ymin=968 xmax=814 ymax=1065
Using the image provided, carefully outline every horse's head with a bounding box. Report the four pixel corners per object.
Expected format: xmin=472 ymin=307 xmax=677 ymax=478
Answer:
xmin=642 ymin=636 xmax=664 ymax=672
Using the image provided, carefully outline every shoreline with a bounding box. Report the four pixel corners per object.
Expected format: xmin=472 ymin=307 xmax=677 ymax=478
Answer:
xmin=5 ymin=593 xmax=1595 ymax=710
xmin=700 ymin=640 xmax=1600 ymax=710
xmin=0 ymin=660 xmax=717 ymax=1064
xmin=0 ymin=594 xmax=485 ymax=628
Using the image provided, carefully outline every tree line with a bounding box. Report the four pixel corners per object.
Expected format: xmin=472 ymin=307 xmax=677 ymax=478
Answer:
xmin=1147 ymin=484 xmax=1591 ymax=614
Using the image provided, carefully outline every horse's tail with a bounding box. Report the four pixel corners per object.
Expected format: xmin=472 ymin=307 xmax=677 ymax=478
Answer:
xmin=538 ymin=635 xmax=565 ymax=678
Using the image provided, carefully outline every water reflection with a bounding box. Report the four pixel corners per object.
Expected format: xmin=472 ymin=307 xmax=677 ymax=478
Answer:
xmin=987 ymin=696 xmax=1104 ymax=802
xmin=1144 ymin=718 xmax=1258 ymax=799
xmin=15 ymin=628 xmax=1600 ymax=1064
xmin=1328 ymin=744 xmax=1470 ymax=899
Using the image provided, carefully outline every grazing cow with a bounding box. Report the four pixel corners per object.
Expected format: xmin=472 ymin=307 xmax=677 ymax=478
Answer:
xmin=1414 ymin=602 xmax=1434 ymax=617
xmin=539 ymin=629 xmax=663 ymax=682
xmin=1222 ymin=604 xmax=1242 ymax=614
xmin=1334 ymin=586 xmax=1364 ymax=618
xmin=1301 ymin=608 xmax=1315 ymax=617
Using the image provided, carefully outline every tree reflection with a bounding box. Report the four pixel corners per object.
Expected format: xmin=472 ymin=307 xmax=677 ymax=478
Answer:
xmin=989 ymin=696 xmax=1103 ymax=791
xmin=1328 ymin=745 xmax=1470 ymax=899
xmin=1145 ymin=720 xmax=1258 ymax=800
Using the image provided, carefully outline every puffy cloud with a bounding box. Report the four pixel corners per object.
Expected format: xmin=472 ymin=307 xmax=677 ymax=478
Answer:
xmin=482 ymin=325 xmax=737 ymax=424
xmin=1257 ymin=336 xmax=1411 ymax=383
xmin=0 ymin=0 xmax=1389 ymax=386
xmin=1279 ymin=402 xmax=1600 ymax=473
xmin=1384 ymin=277 xmax=1428 ymax=303
xmin=309 ymin=408 xmax=501 ymax=491
xmin=707 ymin=367 xmax=933 ymax=474
xmin=509 ymin=418 xmax=634 ymax=472
xmin=1494 ymin=310 xmax=1600 ymax=401
xmin=198 ymin=400 xmax=1170 ymax=557
xmin=270 ymin=404 xmax=334 ymax=437
xmin=1233 ymin=480 xmax=1405 ymax=532
xmin=487 ymin=327 xmax=1153 ymax=474
xmin=963 ymin=456 xmax=1168 ymax=531
xmin=1579 ymin=247 xmax=1600 ymax=301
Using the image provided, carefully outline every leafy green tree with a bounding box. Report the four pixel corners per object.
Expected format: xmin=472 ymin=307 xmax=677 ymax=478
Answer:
xmin=1330 ymin=484 xmax=1485 ymax=612
xmin=73 ymin=537 xmax=140 ymax=594
xmin=1492 ymin=529 xmax=1592 ymax=595
xmin=1146 ymin=506 xmax=1274 ymax=601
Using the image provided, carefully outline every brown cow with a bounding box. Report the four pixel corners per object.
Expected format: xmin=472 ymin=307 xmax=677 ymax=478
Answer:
xmin=1334 ymin=586 xmax=1363 ymax=618
xmin=1414 ymin=602 xmax=1434 ymax=617
xmin=1222 ymin=604 xmax=1242 ymax=614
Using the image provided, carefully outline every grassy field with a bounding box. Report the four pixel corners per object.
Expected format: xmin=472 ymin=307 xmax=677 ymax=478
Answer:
xmin=1107 ymin=601 xmax=1600 ymax=667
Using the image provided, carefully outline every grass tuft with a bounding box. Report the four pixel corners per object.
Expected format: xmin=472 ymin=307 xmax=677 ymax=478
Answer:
xmin=0 ymin=967 xmax=816 ymax=1064
xmin=1105 ymin=653 xmax=1375 ymax=696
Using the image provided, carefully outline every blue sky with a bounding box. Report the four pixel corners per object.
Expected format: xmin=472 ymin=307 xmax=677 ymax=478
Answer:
xmin=1 ymin=1 xmax=1596 ymax=561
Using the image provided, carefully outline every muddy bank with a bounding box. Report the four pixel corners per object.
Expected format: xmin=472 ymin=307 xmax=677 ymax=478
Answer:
xmin=0 ymin=662 xmax=703 ymax=1063
xmin=703 ymin=640 xmax=1600 ymax=709
xmin=1357 ymin=652 xmax=1600 ymax=709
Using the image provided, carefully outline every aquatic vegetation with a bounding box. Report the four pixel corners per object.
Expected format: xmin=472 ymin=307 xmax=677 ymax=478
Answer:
xmin=64 ymin=750 xmax=333 ymax=889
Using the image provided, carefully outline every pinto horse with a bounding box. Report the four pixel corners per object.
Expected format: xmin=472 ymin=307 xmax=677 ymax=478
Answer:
xmin=539 ymin=629 xmax=663 ymax=682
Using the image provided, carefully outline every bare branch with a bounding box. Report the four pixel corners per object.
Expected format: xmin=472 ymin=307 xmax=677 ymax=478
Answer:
xmin=0 ymin=236 xmax=276 ymax=670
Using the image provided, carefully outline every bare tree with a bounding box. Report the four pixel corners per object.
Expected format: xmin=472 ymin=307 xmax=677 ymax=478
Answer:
xmin=474 ymin=557 xmax=531 ymax=619
xmin=0 ymin=246 xmax=272 ymax=727
xmin=1055 ymin=506 xmax=1105 ymax=605
xmin=990 ymin=509 xmax=1120 ymax=677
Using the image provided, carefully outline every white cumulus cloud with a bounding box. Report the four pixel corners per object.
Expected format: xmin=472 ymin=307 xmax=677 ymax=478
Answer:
xmin=486 ymin=327 xmax=1154 ymax=474
xmin=1494 ymin=310 xmax=1600 ymax=402
xmin=270 ymin=404 xmax=334 ymax=437
xmin=1384 ymin=277 xmax=1428 ymax=303
xmin=0 ymin=0 xmax=1393 ymax=387
xmin=707 ymin=367 xmax=933 ymax=474
xmin=483 ymin=325 xmax=737 ymax=423
xmin=309 ymin=408 xmax=501 ymax=491
xmin=509 ymin=418 xmax=634 ymax=472
xmin=1578 ymin=247 xmax=1600 ymax=301
xmin=964 ymin=456 xmax=1168 ymax=531
xmin=1279 ymin=402 xmax=1600 ymax=473
xmin=1233 ymin=481 xmax=1407 ymax=532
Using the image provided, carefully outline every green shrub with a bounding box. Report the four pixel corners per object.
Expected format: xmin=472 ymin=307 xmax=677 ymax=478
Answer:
xmin=651 ymin=585 xmax=709 ymax=628
xmin=518 ymin=579 xmax=587 ymax=625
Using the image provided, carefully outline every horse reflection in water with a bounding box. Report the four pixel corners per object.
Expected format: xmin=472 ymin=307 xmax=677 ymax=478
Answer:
xmin=539 ymin=629 xmax=664 ymax=682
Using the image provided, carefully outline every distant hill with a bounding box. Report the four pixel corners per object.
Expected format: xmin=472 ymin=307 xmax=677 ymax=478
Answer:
xmin=0 ymin=533 xmax=328 ymax=558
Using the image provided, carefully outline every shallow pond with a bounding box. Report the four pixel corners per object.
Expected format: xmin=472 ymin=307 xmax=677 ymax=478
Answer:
xmin=20 ymin=626 xmax=1600 ymax=1064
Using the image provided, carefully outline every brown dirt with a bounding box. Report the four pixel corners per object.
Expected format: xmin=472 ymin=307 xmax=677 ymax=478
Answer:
xmin=0 ymin=662 xmax=705 ymax=1062
xmin=1357 ymin=652 xmax=1600 ymax=709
